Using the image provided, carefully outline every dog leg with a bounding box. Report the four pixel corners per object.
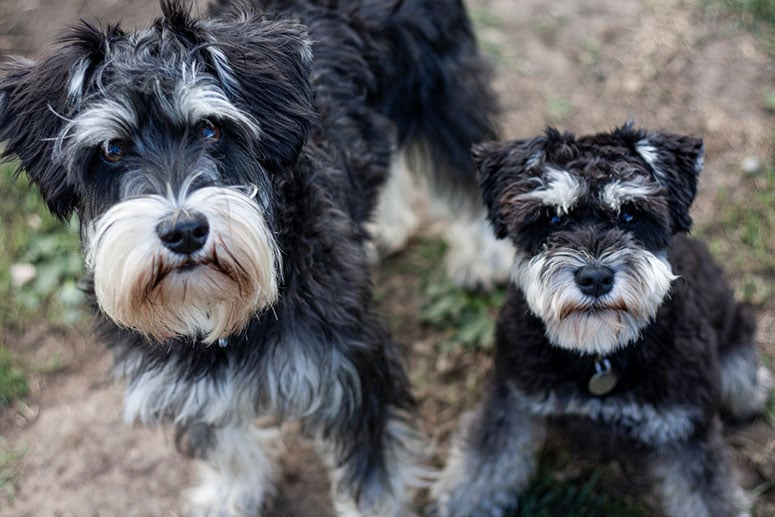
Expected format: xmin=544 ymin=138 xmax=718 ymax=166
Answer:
xmin=186 ymin=423 xmax=281 ymax=517
xmin=442 ymin=208 xmax=514 ymax=290
xmin=649 ymin=422 xmax=749 ymax=517
xmin=325 ymin=409 xmax=430 ymax=517
xmin=432 ymin=384 xmax=546 ymax=517
xmin=719 ymin=345 xmax=774 ymax=421
xmin=366 ymin=151 xmax=421 ymax=262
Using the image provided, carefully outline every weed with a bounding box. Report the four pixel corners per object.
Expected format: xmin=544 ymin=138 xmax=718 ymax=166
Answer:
xmin=705 ymin=0 xmax=775 ymax=27
xmin=0 ymin=439 xmax=25 ymax=503
xmin=421 ymin=279 xmax=504 ymax=351
xmin=516 ymin=464 xmax=647 ymax=517
xmin=0 ymin=161 xmax=84 ymax=408
xmin=0 ymin=347 xmax=28 ymax=408
xmin=697 ymin=163 xmax=775 ymax=305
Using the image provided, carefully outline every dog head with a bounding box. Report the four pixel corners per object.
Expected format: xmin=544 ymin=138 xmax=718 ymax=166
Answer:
xmin=474 ymin=123 xmax=704 ymax=355
xmin=0 ymin=1 xmax=314 ymax=343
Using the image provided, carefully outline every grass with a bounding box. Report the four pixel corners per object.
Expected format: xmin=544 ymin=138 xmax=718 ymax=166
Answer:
xmin=697 ymin=163 xmax=775 ymax=305
xmin=0 ymin=348 xmax=28 ymax=408
xmin=705 ymin=0 xmax=775 ymax=27
xmin=0 ymin=161 xmax=84 ymax=407
xmin=421 ymin=278 xmax=504 ymax=351
xmin=0 ymin=439 xmax=25 ymax=503
xmin=516 ymin=468 xmax=646 ymax=517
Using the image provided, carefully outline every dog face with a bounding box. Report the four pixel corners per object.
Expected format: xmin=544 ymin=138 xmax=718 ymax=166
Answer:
xmin=475 ymin=124 xmax=704 ymax=355
xmin=0 ymin=2 xmax=314 ymax=343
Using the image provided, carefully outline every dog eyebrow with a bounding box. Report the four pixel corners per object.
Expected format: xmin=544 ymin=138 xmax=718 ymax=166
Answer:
xmin=57 ymin=97 xmax=138 ymax=160
xmin=601 ymin=176 xmax=662 ymax=212
xmin=517 ymin=167 xmax=586 ymax=215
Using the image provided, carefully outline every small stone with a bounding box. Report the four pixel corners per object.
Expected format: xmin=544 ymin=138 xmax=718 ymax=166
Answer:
xmin=741 ymin=156 xmax=762 ymax=175
xmin=10 ymin=263 xmax=36 ymax=288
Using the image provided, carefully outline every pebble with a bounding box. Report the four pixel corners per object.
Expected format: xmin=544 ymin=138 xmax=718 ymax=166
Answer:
xmin=10 ymin=262 xmax=36 ymax=288
xmin=741 ymin=156 xmax=762 ymax=175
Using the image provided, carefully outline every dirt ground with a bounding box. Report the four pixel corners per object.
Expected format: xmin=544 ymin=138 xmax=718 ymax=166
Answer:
xmin=0 ymin=0 xmax=773 ymax=516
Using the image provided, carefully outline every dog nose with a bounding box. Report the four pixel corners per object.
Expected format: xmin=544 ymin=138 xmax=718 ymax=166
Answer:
xmin=575 ymin=265 xmax=615 ymax=297
xmin=156 ymin=212 xmax=210 ymax=255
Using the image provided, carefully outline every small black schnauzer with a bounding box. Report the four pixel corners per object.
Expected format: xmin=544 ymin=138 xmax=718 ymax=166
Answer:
xmin=0 ymin=0 xmax=505 ymax=514
xmin=433 ymin=124 xmax=773 ymax=517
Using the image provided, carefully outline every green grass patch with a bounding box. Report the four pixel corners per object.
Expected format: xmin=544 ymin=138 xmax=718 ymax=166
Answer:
xmin=0 ymin=347 xmax=28 ymax=408
xmin=0 ymin=162 xmax=85 ymax=328
xmin=0 ymin=161 xmax=84 ymax=408
xmin=705 ymin=0 xmax=775 ymax=27
xmin=421 ymin=279 xmax=505 ymax=351
xmin=0 ymin=439 xmax=25 ymax=503
xmin=697 ymin=163 xmax=775 ymax=305
xmin=514 ymin=458 xmax=647 ymax=517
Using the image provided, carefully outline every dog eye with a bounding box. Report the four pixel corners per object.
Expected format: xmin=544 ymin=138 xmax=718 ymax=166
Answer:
xmin=198 ymin=120 xmax=222 ymax=143
xmin=619 ymin=211 xmax=637 ymax=224
xmin=549 ymin=214 xmax=563 ymax=226
xmin=101 ymin=141 xmax=126 ymax=163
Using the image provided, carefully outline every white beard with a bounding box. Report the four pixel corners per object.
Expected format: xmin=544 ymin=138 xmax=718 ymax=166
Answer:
xmin=86 ymin=186 xmax=280 ymax=343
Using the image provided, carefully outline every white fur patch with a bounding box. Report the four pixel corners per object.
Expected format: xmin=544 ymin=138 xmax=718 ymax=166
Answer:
xmin=57 ymin=97 xmax=139 ymax=164
xmin=186 ymin=424 xmax=281 ymax=516
xmin=601 ymin=176 xmax=662 ymax=212
xmin=122 ymin=353 xmax=258 ymax=426
xmin=86 ymin=186 xmax=280 ymax=343
xmin=443 ymin=209 xmax=514 ymax=290
xmin=523 ymin=391 xmax=700 ymax=445
xmin=66 ymin=59 xmax=91 ymax=104
xmin=171 ymin=70 xmax=261 ymax=137
xmin=635 ymin=140 xmax=666 ymax=181
xmin=517 ymin=167 xmax=586 ymax=215
xmin=367 ymin=151 xmax=420 ymax=258
xmin=719 ymin=347 xmax=774 ymax=420
xmin=511 ymin=246 xmax=676 ymax=355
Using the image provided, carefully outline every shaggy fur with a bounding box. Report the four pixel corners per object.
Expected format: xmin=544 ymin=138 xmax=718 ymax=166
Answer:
xmin=0 ymin=0 xmax=502 ymax=514
xmin=433 ymin=123 xmax=774 ymax=517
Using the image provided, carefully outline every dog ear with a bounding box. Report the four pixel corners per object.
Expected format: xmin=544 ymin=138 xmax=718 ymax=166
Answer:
xmin=472 ymin=136 xmax=548 ymax=239
xmin=199 ymin=6 xmax=314 ymax=168
xmin=0 ymin=23 xmax=121 ymax=219
xmin=615 ymin=123 xmax=704 ymax=233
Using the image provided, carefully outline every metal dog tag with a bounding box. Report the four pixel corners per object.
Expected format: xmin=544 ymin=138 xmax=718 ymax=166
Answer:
xmin=588 ymin=357 xmax=617 ymax=396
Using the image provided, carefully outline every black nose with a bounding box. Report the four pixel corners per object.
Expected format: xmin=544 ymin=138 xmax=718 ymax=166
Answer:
xmin=575 ymin=265 xmax=615 ymax=297
xmin=156 ymin=212 xmax=210 ymax=255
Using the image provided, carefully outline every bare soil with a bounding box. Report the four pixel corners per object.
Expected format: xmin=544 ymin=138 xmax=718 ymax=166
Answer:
xmin=1 ymin=0 xmax=773 ymax=516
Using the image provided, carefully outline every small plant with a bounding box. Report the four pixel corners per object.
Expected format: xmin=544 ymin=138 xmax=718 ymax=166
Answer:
xmin=697 ymin=163 xmax=775 ymax=305
xmin=0 ymin=162 xmax=84 ymax=408
xmin=0 ymin=439 xmax=25 ymax=503
xmin=0 ymin=347 xmax=28 ymax=408
xmin=705 ymin=0 xmax=775 ymax=26
xmin=421 ymin=279 xmax=505 ymax=351
xmin=516 ymin=466 xmax=646 ymax=517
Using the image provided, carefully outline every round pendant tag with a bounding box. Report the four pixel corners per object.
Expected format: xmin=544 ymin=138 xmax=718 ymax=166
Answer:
xmin=588 ymin=370 xmax=618 ymax=396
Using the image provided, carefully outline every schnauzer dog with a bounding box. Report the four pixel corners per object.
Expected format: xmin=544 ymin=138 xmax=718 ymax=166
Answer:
xmin=432 ymin=124 xmax=774 ymax=517
xmin=0 ymin=0 xmax=507 ymax=514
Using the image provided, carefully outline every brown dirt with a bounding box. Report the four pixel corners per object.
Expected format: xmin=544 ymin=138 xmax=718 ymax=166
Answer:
xmin=1 ymin=0 xmax=773 ymax=516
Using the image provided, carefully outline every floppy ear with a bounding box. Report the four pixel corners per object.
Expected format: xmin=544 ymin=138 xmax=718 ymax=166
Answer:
xmin=198 ymin=5 xmax=314 ymax=168
xmin=0 ymin=23 xmax=120 ymax=219
xmin=614 ymin=123 xmax=704 ymax=233
xmin=473 ymin=136 xmax=548 ymax=239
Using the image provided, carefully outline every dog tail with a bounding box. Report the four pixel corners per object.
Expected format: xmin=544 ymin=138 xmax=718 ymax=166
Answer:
xmin=358 ymin=0 xmax=500 ymax=204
